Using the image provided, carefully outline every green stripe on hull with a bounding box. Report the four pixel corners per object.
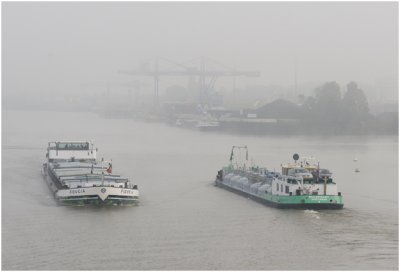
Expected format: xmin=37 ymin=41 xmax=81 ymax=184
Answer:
xmin=217 ymin=182 xmax=343 ymax=209
xmin=264 ymin=194 xmax=343 ymax=205
xmin=263 ymin=194 xmax=343 ymax=209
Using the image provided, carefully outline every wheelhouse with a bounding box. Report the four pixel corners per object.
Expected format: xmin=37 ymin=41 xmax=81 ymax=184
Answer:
xmin=46 ymin=141 xmax=97 ymax=162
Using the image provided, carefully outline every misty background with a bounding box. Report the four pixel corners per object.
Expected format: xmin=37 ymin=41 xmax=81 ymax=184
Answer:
xmin=2 ymin=2 xmax=398 ymax=133
xmin=2 ymin=2 xmax=399 ymax=270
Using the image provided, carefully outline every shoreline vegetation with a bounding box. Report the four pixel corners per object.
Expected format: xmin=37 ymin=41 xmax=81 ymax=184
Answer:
xmin=3 ymin=81 xmax=398 ymax=136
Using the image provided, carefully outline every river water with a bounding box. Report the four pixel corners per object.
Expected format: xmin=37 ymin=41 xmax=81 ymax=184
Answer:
xmin=2 ymin=110 xmax=398 ymax=270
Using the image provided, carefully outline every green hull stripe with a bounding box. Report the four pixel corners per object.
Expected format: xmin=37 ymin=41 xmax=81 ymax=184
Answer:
xmin=217 ymin=182 xmax=343 ymax=209
xmin=263 ymin=194 xmax=343 ymax=205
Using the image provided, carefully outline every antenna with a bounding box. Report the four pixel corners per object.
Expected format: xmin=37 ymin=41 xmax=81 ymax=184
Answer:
xmin=294 ymin=57 xmax=297 ymax=99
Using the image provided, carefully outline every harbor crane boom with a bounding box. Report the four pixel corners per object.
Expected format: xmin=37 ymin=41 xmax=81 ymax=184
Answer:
xmin=119 ymin=57 xmax=260 ymax=107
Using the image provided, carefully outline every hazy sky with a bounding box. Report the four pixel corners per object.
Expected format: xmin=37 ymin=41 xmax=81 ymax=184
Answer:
xmin=2 ymin=2 xmax=398 ymax=99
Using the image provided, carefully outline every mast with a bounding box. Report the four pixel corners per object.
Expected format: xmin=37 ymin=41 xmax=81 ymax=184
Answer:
xmin=230 ymin=145 xmax=248 ymax=169
xmin=101 ymin=157 xmax=104 ymax=186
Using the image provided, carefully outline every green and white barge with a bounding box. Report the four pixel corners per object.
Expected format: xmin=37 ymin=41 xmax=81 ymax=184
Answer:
xmin=215 ymin=146 xmax=343 ymax=209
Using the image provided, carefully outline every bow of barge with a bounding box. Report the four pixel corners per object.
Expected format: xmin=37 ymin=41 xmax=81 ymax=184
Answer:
xmin=42 ymin=141 xmax=139 ymax=206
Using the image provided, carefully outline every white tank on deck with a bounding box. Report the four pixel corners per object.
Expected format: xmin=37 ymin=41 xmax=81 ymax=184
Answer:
xmin=238 ymin=177 xmax=249 ymax=191
xmin=243 ymin=179 xmax=253 ymax=192
xmin=257 ymin=184 xmax=271 ymax=196
xmin=230 ymin=175 xmax=241 ymax=188
xmin=250 ymin=182 xmax=262 ymax=195
xmin=223 ymin=173 xmax=234 ymax=184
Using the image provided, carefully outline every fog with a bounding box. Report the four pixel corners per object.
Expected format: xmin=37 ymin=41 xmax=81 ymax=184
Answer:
xmin=2 ymin=2 xmax=398 ymax=103
xmin=2 ymin=2 xmax=399 ymax=270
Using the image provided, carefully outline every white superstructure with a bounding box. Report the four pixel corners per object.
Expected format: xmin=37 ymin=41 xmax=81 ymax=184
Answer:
xmin=47 ymin=141 xmax=96 ymax=162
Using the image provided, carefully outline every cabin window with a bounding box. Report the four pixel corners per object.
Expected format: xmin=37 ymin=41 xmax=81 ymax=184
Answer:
xmin=285 ymin=186 xmax=289 ymax=194
xmin=56 ymin=142 xmax=89 ymax=150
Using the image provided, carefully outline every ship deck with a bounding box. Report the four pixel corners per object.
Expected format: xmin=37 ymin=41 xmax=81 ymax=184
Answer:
xmin=49 ymin=162 xmax=129 ymax=189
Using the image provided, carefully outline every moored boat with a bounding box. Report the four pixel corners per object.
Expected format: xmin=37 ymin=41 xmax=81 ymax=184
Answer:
xmin=42 ymin=141 xmax=139 ymax=206
xmin=196 ymin=120 xmax=220 ymax=131
xmin=215 ymin=146 xmax=343 ymax=209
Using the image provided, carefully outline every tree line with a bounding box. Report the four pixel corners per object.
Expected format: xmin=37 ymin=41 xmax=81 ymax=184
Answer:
xmin=300 ymin=81 xmax=397 ymax=134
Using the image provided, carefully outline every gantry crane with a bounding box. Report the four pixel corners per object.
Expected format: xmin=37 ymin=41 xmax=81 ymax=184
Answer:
xmin=119 ymin=57 xmax=260 ymax=107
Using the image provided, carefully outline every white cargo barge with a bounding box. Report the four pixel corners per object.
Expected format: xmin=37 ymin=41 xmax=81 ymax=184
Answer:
xmin=42 ymin=141 xmax=139 ymax=206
